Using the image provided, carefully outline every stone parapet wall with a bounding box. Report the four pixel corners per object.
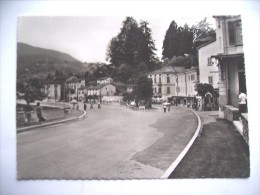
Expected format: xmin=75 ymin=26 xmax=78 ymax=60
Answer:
xmin=241 ymin=113 xmax=249 ymax=144
xmin=223 ymin=105 xmax=239 ymax=122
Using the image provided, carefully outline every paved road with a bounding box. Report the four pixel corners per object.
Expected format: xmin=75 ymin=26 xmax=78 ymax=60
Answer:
xmin=17 ymin=104 xmax=198 ymax=179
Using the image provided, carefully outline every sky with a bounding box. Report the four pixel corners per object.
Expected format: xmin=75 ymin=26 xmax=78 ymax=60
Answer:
xmin=18 ymin=16 xmax=215 ymax=63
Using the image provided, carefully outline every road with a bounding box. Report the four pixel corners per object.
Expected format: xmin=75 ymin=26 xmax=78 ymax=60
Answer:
xmin=17 ymin=104 xmax=198 ymax=179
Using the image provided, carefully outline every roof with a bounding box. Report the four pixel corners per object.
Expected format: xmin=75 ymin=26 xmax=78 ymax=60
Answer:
xmin=148 ymin=66 xmax=175 ymax=75
xmin=87 ymin=83 xmax=116 ymax=90
xmin=213 ymin=15 xmax=240 ymax=19
xmin=196 ymin=40 xmax=216 ymax=50
xmin=97 ymin=77 xmax=112 ymax=81
xmin=112 ymin=82 xmax=126 ymax=87
xmin=148 ymin=66 xmax=190 ymax=75
xmin=78 ymin=86 xmax=87 ymax=90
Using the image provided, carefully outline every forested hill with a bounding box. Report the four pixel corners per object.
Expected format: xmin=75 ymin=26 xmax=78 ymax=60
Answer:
xmin=17 ymin=42 xmax=79 ymax=62
xmin=17 ymin=42 xmax=87 ymax=79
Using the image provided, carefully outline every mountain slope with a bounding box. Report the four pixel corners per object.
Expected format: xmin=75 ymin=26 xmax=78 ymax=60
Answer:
xmin=17 ymin=42 xmax=87 ymax=79
xmin=17 ymin=42 xmax=80 ymax=62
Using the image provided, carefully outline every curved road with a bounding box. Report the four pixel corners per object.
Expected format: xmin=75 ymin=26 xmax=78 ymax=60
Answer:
xmin=17 ymin=104 xmax=198 ymax=179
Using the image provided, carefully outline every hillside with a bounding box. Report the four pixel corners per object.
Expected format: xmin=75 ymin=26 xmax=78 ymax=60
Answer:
xmin=17 ymin=42 xmax=88 ymax=79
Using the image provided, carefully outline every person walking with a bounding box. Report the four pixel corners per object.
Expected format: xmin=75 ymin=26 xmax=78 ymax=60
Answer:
xmin=238 ymin=91 xmax=247 ymax=113
xmin=35 ymin=102 xmax=45 ymax=124
xmin=84 ymin=103 xmax=87 ymax=111
xmin=24 ymin=102 xmax=33 ymax=126
xmin=98 ymin=101 xmax=101 ymax=109
xmin=90 ymin=101 xmax=94 ymax=109
xmin=163 ymin=105 xmax=167 ymax=113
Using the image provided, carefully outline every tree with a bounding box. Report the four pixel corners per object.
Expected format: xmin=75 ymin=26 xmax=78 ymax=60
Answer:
xmin=162 ymin=20 xmax=179 ymax=59
xmin=136 ymin=21 xmax=157 ymax=70
xmin=19 ymin=78 xmax=46 ymax=104
xmin=132 ymin=75 xmax=153 ymax=107
xmin=106 ymin=17 xmax=158 ymax=70
xmin=191 ymin=17 xmax=216 ymax=50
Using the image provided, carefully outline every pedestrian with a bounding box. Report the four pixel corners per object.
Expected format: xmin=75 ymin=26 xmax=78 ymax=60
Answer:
xmin=168 ymin=105 xmax=170 ymax=112
xmin=84 ymin=103 xmax=87 ymax=111
xmin=24 ymin=102 xmax=33 ymax=125
xmin=238 ymin=91 xmax=247 ymax=113
xmin=77 ymin=104 xmax=79 ymax=110
xmin=163 ymin=105 xmax=167 ymax=113
xmin=98 ymin=101 xmax=101 ymax=109
xmin=35 ymin=102 xmax=45 ymax=124
xmin=90 ymin=102 xmax=94 ymax=109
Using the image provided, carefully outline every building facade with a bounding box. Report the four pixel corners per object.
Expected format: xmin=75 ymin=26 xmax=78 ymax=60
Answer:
xmin=148 ymin=66 xmax=198 ymax=105
xmin=211 ymin=15 xmax=246 ymax=117
xmin=44 ymin=82 xmax=63 ymax=101
xmin=197 ymin=40 xmax=220 ymax=110
xmin=86 ymin=83 xmax=116 ymax=97
xmin=65 ymin=76 xmax=85 ymax=101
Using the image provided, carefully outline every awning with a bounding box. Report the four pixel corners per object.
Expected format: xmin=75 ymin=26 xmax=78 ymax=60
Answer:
xmin=211 ymin=53 xmax=244 ymax=60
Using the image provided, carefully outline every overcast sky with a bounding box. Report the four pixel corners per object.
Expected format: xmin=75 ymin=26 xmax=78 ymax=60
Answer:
xmin=18 ymin=16 xmax=215 ymax=63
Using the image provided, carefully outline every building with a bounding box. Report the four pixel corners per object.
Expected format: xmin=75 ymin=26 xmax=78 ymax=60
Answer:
xmin=65 ymin=76 xmax=85 ymax=101
xmin=173 ymin=67 xmax=198 ymax=106
xmin=86 ymin=83 xmax=116 ymax=97
xmin=148 ymin=66 xmax=199 ymax=105
xmin=97 ymin=77 xmax=113 ymax=86
xmin=44 ymin=81 xmax=64 ymax=101
xmin=78 ymin=86 xmax=86 ymax=102
xmin=197 ymin=40 xmax=220 ymax=110
xmin=211 ymin=15 xmax=246 ymax=118
xmin=148 ymin=66 xmax=178 ymax=100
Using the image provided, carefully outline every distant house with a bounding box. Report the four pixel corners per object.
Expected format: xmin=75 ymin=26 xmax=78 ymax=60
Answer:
xmin=211 ymin=15 xmax=246 ymax=118
xmin=65 ymin=76 xmax=85 ymax=101
xmin=78 ymin=86 xmax=86 ymax=102
xmin=173 ymin=67 xmax=198 ymax=105
xmin=148 ymin=66 xmax=199 ymax=106
xmin=148 ymin=66 xmax=177 ymax=100
xmin=86 ymin=83 xmax=116 ymax=97
xmin=97 ymin=77 xmax=113 ymax=86
xmin=44 ymin=80 xmax=64 ymax=101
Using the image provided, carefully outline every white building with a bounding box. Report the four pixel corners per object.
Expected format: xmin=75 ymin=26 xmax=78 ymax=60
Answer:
xmin=148 ymin=66 xmax=198 ymax=105
xmin=86 ymin=83 xmax=116 ymax=97
xmin=44 ymin=82 xmax=63 ymax=101
xmin=65 ymin=76 xmax=85 ymax=101
xmin=197 ymin=40 xmax=220 ymax=89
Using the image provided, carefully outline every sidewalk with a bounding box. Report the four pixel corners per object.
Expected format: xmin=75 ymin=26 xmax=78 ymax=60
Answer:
xmin=17 ymin=109 xmax=85 ymax=133
xmin=169 ymin=111 xmax=250 ymax=178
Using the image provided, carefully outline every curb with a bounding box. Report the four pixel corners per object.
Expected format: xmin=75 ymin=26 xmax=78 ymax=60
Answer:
xmin=160 ymin=109 xmax=202 ymax=179
xmin=17 ymin=110 xmax=87 ymax=133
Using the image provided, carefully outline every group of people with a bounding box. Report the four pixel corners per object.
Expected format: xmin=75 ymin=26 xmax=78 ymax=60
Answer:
xmin=83 ymin=101 xmax=101 ymax=111
xmin=24 ymin=102 xmax=45 ymax=126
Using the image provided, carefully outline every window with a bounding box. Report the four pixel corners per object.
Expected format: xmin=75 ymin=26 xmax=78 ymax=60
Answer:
xmin=154 ymin=88 xmax=157 ymax=93
xmin=228 ymin=20 xmax=243 ymax=45
xmin=167 ymin=87 xmax=170 ymax=94
xmin=154 ymin=76 xmax=157 ymax=83
xmin=159 ymin=75 xmax=161 ymax=83
xmin=207 ymin=57 xmax=213 ymax=66
xmin=208 ymin=76 xmax=213 ymax=84
xmin=158 ymin=87 xmax=161 ymax=93
xmin=167 ymin=74 xmax=170 ymax=83
xmin=190 ymin=74 xmax=195 ymax=81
